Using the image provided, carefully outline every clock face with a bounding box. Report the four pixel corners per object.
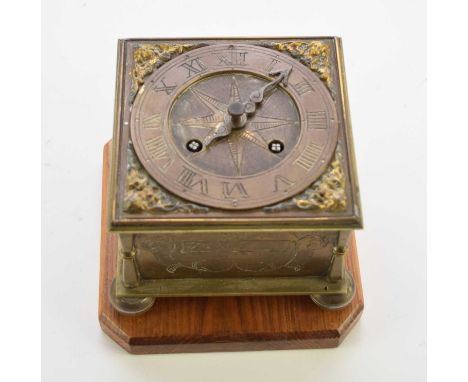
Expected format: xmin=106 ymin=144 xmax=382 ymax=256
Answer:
xmin=130 ymin=44 xmax=339 ymax=210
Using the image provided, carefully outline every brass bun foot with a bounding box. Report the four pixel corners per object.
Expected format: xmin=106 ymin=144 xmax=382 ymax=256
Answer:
xmin=109 ymin=279 xmax=155 ymax=315
xmin=310 ymin=271 xmax=356 ymax=310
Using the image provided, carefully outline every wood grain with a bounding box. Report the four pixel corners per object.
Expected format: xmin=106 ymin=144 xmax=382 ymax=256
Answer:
xmin=99 ymin=141 xmax=364 ymax=354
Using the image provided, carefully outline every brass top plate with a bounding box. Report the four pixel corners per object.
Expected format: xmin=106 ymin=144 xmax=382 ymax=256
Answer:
xmin=109 ymin=37 xmax=362 ymax=232
xmin=130 ymin=44 xmax=338 ymax=210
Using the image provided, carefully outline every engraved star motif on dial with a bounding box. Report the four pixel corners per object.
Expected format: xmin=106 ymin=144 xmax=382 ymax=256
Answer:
xmin=177 ymin=76 xmax=298 ymax=175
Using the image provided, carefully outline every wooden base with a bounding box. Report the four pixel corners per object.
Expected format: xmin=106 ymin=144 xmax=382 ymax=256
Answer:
xmin=99 ymin=141 xmax=364 ymax=354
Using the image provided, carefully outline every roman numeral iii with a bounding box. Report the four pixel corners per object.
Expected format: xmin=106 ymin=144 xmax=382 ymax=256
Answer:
xmin=294 ymin=143 xmax=323 ymax=171
xmin=307 ymin=111 xmax=327 ymax=129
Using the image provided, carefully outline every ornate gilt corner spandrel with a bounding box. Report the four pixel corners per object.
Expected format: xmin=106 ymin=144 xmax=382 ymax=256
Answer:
xmin=123 ymin=143 xmax=209 ymax=214
xmin=264 ymin=146 xmax=347 ymax=213
xmin=260 ymin=41 xmax=333 ymax=90
xmin=130 ymin=43 xmax=206 ymax=101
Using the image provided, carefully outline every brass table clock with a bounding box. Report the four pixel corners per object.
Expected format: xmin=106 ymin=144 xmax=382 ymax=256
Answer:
xmin=99 ymin=37 xmax=363 ymax=353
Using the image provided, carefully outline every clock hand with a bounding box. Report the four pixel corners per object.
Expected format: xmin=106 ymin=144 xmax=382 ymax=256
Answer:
xmin=202 ymin=102 xmax=246 ymax=147
xmin=246 ymin=66 xmax=292 ymax=113
xmin=203 ymin=67 xmax=292 ymax=148
xmin=203 ymin=121 xmax=232 ymax=147
xmin=202 ymin=103 xmax=245 ymax=147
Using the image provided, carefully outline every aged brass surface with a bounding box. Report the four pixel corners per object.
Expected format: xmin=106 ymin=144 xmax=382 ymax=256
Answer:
xmin=107 ymin=37 xmax=362 ymax=313
xmin=109 ymin=279 xmax=155 ymax=315
xmin=124 ymin=140 xmax=346 ymax=214
xmin=265 ymin=145 xmax=346 ymax=212
xmin=130 ymin=44 xmax=339 ymax=210
xmin=262 ymin=40 xmax=332 ymax=88
xmin=124 ymin=143 xmax=209 ymax=213
xmin=115 ymin=273 xmax=348 ymax=298
xmin=310 ymin=271 xmax=356 ymax=310
xmin=134 ymin=231 xmax=337 ymax=279
xmin=130 ymin=43 xmax=204 ymax=101
xmin=109 ymin=38 xmax=361 ymax=231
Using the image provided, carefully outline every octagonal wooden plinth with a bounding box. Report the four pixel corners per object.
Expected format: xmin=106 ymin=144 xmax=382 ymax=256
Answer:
xmin=99 ymin=141 xmax=364 ymax=354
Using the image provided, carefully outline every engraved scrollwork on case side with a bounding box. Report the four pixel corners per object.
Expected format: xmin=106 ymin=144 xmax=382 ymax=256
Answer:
xmin=259 ymin=41 xmax=333 ymax=89
xmin=130 ymin=43 xmax=206 ymax=101
xmin=123 ymin=144 xmax=209 ymax=214
xmin=135 ymin=232 xmax=336 ymax=275
xmin=264 ymin=147 xmax=347 ymax=212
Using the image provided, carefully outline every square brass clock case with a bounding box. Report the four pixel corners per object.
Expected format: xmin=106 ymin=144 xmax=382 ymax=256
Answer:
xmin=107 ymin=37 xmax=362 ymax=305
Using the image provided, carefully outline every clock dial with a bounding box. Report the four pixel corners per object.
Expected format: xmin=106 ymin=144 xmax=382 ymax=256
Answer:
xmin=170 ymin=73 xmax=300 ymax=177
xmin=130 ymin=44 xmax=339 ymax=210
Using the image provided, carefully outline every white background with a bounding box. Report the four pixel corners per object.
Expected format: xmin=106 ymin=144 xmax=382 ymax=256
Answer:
xmin=43 ymin=0 xmax=426 ymax=381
